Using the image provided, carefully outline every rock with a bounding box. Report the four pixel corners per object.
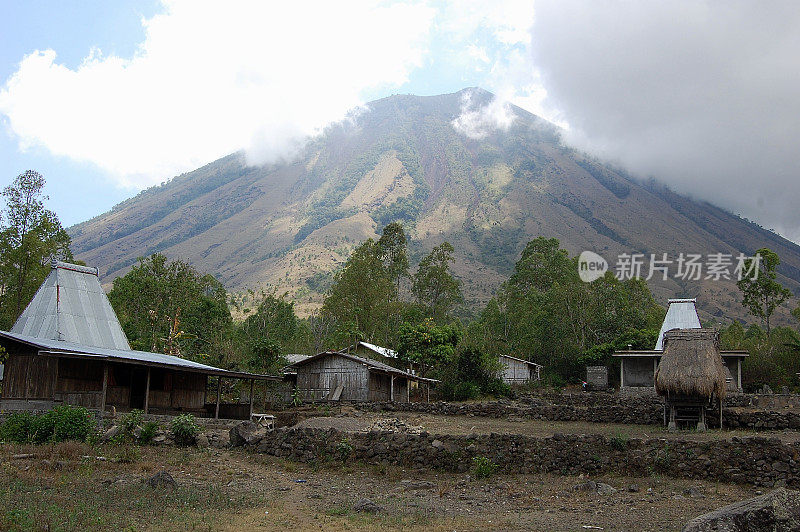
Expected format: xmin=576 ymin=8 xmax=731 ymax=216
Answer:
xmin=196 ymin=433 xmax=210 ymax=448
xmin=152 ymin=434 xmax=167 ymax=444
xmin=145 ymin=471 xmax=177 ymax=490
xmin=431 ymin=439 xmax=444 ymax=450
xmin=628 ymin=484 xmax=641 ymax=493
xmin=683 ymin=488 xmax=800 ymax=532
xmin=573 ymin=480 xmax=597 ymax=492
xmin=11 ymin=454 xmax=35 ymax=460
xmin=596 ymin=482 xmax=617 ymax=495
xmin=401 ymin=480 xmax=436 ymax=491
xmin=229 ymin=421 xmax=265 ymax=447
xmin=353 ymin=498 xmax=383 ymax=513
xmin=132 ymin=426 xmax=143 ymax=440
xmin=101 ymin=425 xmax=122 ymax=442
xmin=684 ymin=487 xmax=705 ymax=498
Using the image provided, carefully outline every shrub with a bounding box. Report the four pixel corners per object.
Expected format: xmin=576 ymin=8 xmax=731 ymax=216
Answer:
xmin=481 ymin=378 xmax=511 ymax=398
xmin=120 ymin=409 xmax=144 ymax=438
xmin=170 ymin=414 xmax=200 ymax=446
xmin=30 ymin=409 xmax=57 ymax=443
xmin=139 ymin=421 xmax=159 ymax=444
xmin=453 ymin=381 xmax=481 ymax=401
xmin=335 ymin=437 xmax=353 ymax=462
xmin=51 ymin=405 xmax=94 ymax=443
xmin=609 ymin=431 xmax=629 ymax=451
xmin=0 ymin=412 xmax=35 ymax=443
xmin=471 ymin=456 xmax=498 ymax=479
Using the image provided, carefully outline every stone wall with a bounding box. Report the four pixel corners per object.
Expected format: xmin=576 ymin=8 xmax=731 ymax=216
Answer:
xmin=246 ymin=427 xmax=800 ymax=488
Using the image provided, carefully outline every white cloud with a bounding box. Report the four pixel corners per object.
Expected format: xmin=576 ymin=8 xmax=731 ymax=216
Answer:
xmin=0 ymin=0 xmax=435 ymax=188
xmin=452 ymin=89 xmax=517 ymax=139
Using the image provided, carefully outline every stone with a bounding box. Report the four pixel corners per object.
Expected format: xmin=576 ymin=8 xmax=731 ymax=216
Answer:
xmin=101 ymin=425 xmax=122 ymax=442
xmin=353 ymin=498 xmax=383 ymax=513
xmin=196 ymin=433 xmax=210 ymax=448
xmin=683 ymin=488 xmax=800 ymax=532
xmin=431 ymin=439 xmax=444 ymax=450
xmin=573 ymin=480 xmax=597 ymax=492
xmin=628 ymin=484 xmax=641 ymax=493
xmin=596 ymin=482 xmax=617 ymax=495
xmin=684 ymin=487 xmax=705 ymax=498
xmin=401 ymin=480 xmax=436 ymax=490
xmin=229 ymin=421 xmax=265 ymax=447
xmin=145 ymin=471 xmax=177 ymax=490
xmin=152 ymin=434 xmax=167 ymax=444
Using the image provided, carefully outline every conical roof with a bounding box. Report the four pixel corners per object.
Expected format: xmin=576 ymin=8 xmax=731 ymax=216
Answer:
xmin=655 ymin=298 xmax=701 ymax=350
xmin=10 ymin=260 xmax=130 ymax=350
xmin=654 ymin=328 xmax=727 ymax=399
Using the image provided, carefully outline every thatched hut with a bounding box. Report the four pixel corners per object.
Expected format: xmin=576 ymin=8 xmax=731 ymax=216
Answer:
xmin=655 ymin=328 xmax=726 ymax=431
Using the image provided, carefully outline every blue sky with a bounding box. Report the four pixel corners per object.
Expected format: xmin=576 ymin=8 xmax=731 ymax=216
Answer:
xmin=2 ymin=1 xmax=800 ymax=243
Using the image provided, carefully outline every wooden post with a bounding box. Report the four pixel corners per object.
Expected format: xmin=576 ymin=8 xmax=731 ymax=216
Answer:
xmin=143 ymin=367 xmax=151 ymax=414
xmin=248 ymin=379 xmax=255 ymax=420
xmin=426 ymin=383 xmax=430 ymax=403
xmin=737 ymin=359 xmax=742 ymax=391
xmin=101 ymin=362 xmax=109 ymax=414
xmin=619 ymin=359 xmax=625 ymax=388
xmin=406 ymin=379 xmax=410 ymax=402
xmin=390 ymin=375 xmax=394 ymax=402
xmin=719 ymin=396 xmax=723 ymax=429
xmin=215 ymin=377 xmax=222 ymax=419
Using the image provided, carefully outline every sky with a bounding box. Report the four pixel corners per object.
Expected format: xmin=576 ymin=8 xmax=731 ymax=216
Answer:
xmin=1 ymin=1 xmax=799 ymax=244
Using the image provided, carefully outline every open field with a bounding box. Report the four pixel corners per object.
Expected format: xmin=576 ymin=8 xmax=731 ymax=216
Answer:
xmin=295 ymin=408 xmax=800 ymax=444
xmin=0 ymin=438 xmax=763 ymax=531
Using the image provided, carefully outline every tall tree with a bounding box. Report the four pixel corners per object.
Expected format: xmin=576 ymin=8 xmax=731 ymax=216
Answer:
xmin=411 ymin=242 xmax=462 ymax=321
xmin=108 ymin=253 xmax=232 ymax=359
xmin=0 ymin=170 xmax=73 ymax=328
xmin=736 ymin=248 xmax=791 ymax=334
xmin=377 ymin=222 xmax=409 ymax=293
xmin=321 ymin=239 xmax=394 ymax=343
xmin=396 ymin=318 xmax=461 ymax=377
xmin=237 ymin=293 xmax=299 ymax=372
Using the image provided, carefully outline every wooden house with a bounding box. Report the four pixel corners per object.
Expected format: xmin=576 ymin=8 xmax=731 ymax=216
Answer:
xmin=613 ymin=299 xmax=747 ymax=394
xmin=498 ymin=355 xmax=542 ymax=385
xmin=0 ymin=260 xmax=280 ymax=419
xmin=287 ymin=350 xmax=435 ymax=402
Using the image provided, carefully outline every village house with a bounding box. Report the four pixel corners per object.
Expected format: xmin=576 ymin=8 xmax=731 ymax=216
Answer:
xmin=498 ymin=354 xmax=542 ymax=385
xmin=286 ymin=350 xmax=436 ymax=402
xmin=613 ymin=299 xmax=747 ymax=394
xmin=0 ymin=260 xmax=280 ymax=419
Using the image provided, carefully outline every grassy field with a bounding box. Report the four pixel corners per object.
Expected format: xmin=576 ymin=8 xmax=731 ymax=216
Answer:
xmin=0 ymin=438 xmax=760 ymax=531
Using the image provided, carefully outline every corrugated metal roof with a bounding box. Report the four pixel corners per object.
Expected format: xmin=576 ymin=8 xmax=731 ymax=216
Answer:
xmin=288 ymin=350 xmax=438 ymax=383
xmin=11 ymin=260 xmax=130 ymax=350
xmin=0 ymin=330 xmax=279 ymax=380
xmin=655 ymin=298 xmax=701 ymax=350
xmin=286 ymin=354 xmax=310 ymax=365
xmin=356 ymin=341 xmax=398 ymax=359
xmin=499 ymin=354 xmax=543 ymax=367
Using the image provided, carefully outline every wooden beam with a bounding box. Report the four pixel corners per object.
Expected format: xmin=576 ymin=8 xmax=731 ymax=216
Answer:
xmin=101 ymin=362 xmax=109 ymax=414
xmin=390 ymin=375 xmax=394 ymax=402
xmin=406 ymin=378 xmax=410 ymax=402
xmin=143 ymin=367 xmax=151 ymax=414
xmin=215 ymin=377 xmax=222 ymax=419
xmin=248 ymin=379 xmax=255 ymax=420
xmin=737 ymin=359 xmax=742 ymax=391
xmin=426 ymin=383 xmax=430 ymax=403
xmin=619 ymin=358 xmax=624 ymax=388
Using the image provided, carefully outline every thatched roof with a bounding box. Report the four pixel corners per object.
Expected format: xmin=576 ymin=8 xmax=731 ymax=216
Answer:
xmin=654 ymin=328 xmax=727 ymax=399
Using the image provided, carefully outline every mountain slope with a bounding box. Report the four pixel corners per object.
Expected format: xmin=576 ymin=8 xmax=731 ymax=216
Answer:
xmin=69 ymin=88 xmax=800 ymax=321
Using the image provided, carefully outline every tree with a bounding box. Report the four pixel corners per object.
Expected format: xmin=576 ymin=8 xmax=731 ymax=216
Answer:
xmin=377 ymin=222 xmax=409 ymax=293
xmin=108 ymin=254 xmax=232 ymax=360
xmin=0 ymin=170 xmax=73 ymax=328
xmin=736 ymin=248 xmax=791 ymax=334
xmin=411 ymin=242 xmax=462 ymax=321
xmin=237 ymin=293 xmax=300 ymax=372
xmin=396 ymin=318 xmax=461 ymax=376
xmin=321 ymin=239 xmax=395 ymax=343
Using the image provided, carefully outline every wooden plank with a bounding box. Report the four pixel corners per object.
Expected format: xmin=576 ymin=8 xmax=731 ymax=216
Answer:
xmin=101 ymin=363 xmax=108 ymax=413
xmin=143 ymin=367 xmax=151 ymax=414
xmin=248 ymin=379 xmax=254 ymax=419
xmin=215 ymin=377 xmax=222 ymax=419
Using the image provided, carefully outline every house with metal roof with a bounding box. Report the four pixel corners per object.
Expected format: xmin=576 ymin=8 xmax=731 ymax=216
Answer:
xmin=613 ymin=298 xmax=747 ymax=394
xmin=498 ymin=354 xmax=543 ymax=385
xmin=0 ymin=260 xmax=280 ymax=418
xmin=286 ymin=350 xmax=436 ymax=402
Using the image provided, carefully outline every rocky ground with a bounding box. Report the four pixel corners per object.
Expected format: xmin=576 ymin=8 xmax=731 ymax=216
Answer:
xmin=0 ymin=440 xmax=761 ymax=531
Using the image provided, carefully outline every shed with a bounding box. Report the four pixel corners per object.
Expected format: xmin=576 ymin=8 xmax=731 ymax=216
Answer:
xmin=287 ymin=350 xmax=436 ymax=402
xmin=0 ymin=260 xmax=280 ymax=419
xmin=655 ymin=328 xmax=727 ymax=430
xmin=613 ymin=298 xmax=747 ymax=394
xmin=498 ymin=355 xmax=542 ymax=385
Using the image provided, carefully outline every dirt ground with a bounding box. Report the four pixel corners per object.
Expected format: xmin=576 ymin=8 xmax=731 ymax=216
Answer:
xmin=0 ymin=440 xmax=762 ymax=531
xmin=294 ymin=409 xmax=800 ymax=443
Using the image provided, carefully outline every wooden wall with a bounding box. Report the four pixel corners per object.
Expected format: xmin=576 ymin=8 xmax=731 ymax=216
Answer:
xmin=296 ymin=355 xmax=369 ymax=401
xmin=499 ymin=356 xmax=533 ymax=385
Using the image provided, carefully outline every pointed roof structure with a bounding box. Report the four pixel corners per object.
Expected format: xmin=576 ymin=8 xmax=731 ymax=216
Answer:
xmin=655 ymin=298 xmax=702 ymax=351
xmin=11 ymin=259 xmax=130 ymax=350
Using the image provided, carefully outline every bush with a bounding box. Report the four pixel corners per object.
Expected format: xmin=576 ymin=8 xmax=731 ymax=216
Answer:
xmin=453 ymin=381 xmax=481 ymax=401
xmin=139 ymin=421 xmax=159 ymax=444
xmin=480 ymin=378 xmax=511 ymax=398
xmin=51 ymin=405 xmax=94 ymax=442
xmin=30 ymin=409 xmax=57 ymax=443
xmin=0 ymin=412 xmax=35 ymax=443
xmin=120 ymin=409 xmax=144 ymax=438
xmin=471 ymin=456 xmax=498 ymax=479
xmin=170 ymin=414 xmax=200 ymax=446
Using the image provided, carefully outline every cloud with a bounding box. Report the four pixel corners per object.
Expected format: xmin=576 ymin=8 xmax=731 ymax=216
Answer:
xmin=452 ymin=89 xmax=517 ymax=139
xmin=528 ymin=1 xmax=800 ymax=242
xmin=0 ymin=0 xmax=435 ymax=188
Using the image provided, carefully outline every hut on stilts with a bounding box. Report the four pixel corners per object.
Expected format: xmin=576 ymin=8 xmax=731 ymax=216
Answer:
xmin=654 ymin=328 xmax=727 ymax=431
